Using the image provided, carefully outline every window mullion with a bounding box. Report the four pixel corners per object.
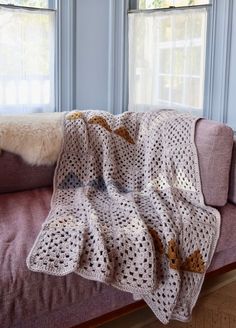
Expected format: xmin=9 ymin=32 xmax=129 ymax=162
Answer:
xmin=56 ymin=0 xmax=75 ymax=112
xmin=48 ymin=0 xmax=55 ymax=10
xmin=200 ymin=12 xmax=206 ymax=110
xmin=170 ymin=15 xmax=174 ymax=105
xmin=183 ymin=13 xmax=188 ymax=107
xmin=129 ymin=4 xmax=212 ymax=14
xmin=129 ymin=0 xmax=138 ymax=10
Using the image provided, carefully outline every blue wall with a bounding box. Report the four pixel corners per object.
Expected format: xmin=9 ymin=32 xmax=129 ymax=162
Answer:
xmin=75 ymin=0 xmax=110 ymax=111
xmin=74 ymin=0 xmax=128 ymax=114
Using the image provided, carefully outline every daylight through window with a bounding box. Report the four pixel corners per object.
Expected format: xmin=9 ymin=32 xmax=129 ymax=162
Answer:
xmin=129 ymin=1 xmax=209 ymax=114
xmin=0 ymin=0 xmax=55 ymax=114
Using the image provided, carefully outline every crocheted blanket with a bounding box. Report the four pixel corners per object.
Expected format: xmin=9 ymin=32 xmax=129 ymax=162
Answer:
xmin=27 ymin=110 xmax=220 ymax=324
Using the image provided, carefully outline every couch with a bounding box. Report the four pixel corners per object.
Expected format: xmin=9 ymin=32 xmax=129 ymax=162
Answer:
xmin=0 ymin=118 xmax=236 ymax=328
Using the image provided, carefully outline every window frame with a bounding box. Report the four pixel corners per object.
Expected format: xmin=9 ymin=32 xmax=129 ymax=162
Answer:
xmin=0 ymin=0 xmax=57 ymax=113
xmin=128 ymin=0 xmax=235 ymax=128
xmin=0 ymin=0 xmax=75 ymax=114
xmin=55 ymin=0 xmax=76 ymax=112
xmin=128 ymin=0 xmax=212 ymax=116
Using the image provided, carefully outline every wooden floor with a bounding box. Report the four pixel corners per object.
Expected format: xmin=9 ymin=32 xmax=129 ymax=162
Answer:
xmin=101 ymin=271 xmax=236 ymax=328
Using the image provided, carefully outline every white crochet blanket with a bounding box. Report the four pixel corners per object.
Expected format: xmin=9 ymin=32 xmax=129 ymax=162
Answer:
xmin=27 ymin=110 xmax=220 ymax=324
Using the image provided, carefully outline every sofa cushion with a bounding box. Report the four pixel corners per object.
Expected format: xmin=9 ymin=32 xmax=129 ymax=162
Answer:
xmin=207 ymin=202 xmax=236 ymax=271
xmin=0 ymin=150 xmax=55 ymax=194
xmin=1 ymin=188 xmax=236 ymax=327
xmin=195 ymin=119 xmax=233 ymax=206
xmin=216 ymin=203 xmax=236 ymax=252
xmin=0 ymin=188 xmax=134 ymax=328
xmin=228 ymin=138 xmax=236 ymax=204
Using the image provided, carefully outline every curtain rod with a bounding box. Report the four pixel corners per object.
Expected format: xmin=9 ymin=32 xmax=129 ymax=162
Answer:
xmin=0 ymin=3 xmax=56 ymax=12
xmin=128 ymin=3 xmax=211 ymax=14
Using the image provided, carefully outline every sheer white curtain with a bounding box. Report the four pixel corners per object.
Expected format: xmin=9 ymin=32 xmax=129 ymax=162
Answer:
xmin=0 ymin=6 xmax=55 ymax=114
xmin=128 ymin=8 xmax=207 ymax=115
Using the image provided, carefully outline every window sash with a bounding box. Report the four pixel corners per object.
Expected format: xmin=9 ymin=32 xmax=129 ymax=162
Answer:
xmin=0 ymin=0 xmax=55 ymax=9
xmin=138 ymin=0 xmax=211 ymax=10
xmin=0 ymin=5 xmax=56 ymax=114
xmin=128 ymin=7 xmax=208 ymax=115
xmin=129 ymin=3 xmax=211 ymax=13
xmin=0 ymin=0 xmax=76 ymax=114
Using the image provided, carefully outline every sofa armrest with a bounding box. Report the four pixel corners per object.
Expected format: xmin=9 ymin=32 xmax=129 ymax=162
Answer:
xmin=195 ymin=119 xmax=234 ymax=207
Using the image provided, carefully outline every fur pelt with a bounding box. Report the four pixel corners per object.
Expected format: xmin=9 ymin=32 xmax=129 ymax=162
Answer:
xmin=0 ymin=112 xmax=64 ymax=166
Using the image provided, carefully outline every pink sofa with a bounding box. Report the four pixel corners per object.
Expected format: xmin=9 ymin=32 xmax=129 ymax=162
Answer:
xmin=0 ymin=118 xmax=236 ymax=328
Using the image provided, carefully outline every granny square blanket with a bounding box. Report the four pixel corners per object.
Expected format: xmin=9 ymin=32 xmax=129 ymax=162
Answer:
xmin=27 ymin=110 xmax=220 ymax=324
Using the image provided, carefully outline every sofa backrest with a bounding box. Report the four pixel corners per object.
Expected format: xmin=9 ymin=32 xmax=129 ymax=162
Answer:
xmin=0 ymin=118 xmax=234 ymax=207
xmin=0 ymin=151 xmax=55 ymax=193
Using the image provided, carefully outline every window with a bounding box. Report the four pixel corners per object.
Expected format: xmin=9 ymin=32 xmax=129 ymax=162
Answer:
xmin=0 ymin=0 xmax=55 ymax=114
xmin=0 ymin=0 xmax=49 ymax=8
xmin=129 ymin=0 xmax=210 ymax=115
xmin=139 ymin=0 xmax=209 ymax=9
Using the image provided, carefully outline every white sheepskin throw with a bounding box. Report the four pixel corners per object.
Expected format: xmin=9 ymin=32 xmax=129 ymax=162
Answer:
xmin=0 ymin=112 xmax=64 ymax=165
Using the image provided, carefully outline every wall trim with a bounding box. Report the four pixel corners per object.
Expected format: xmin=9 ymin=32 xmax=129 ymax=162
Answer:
xmin=56 ymin=0 xmax=75 ymax=112
xmin=203 ymin=3 xmax=215 ymax=119
xmin=208 ymin=0 xmax=234 ymax=123
xmin=107 ymin=0 xmax=115 ymax=113
xmin=222 ymin=0 xmax=233 ymax=124
xmin=107 ymin=0 xmax=129 ymax=114
xmin=55 ymin=0 xmax=61 ymax=112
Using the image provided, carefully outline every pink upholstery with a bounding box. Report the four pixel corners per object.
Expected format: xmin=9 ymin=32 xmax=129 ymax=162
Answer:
xmin=228 ymin=138 xmax=236 ymax=204
xmin=0 ymin=188 xmax=133 ymax=328
xmin=215 ymin=203 xmax=236 ymax=253
xmin=1 ymin=187 xmax=236 ymax=328
xmin=1 ymin=188 xmax=236 ymax=327
xmin=0 ymin=150 xmax=55 ymax=194
xmin=207 ymin=204 xmax=236 ymax=272
xmin=195 ymin=119 xmax=233 ymax=206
